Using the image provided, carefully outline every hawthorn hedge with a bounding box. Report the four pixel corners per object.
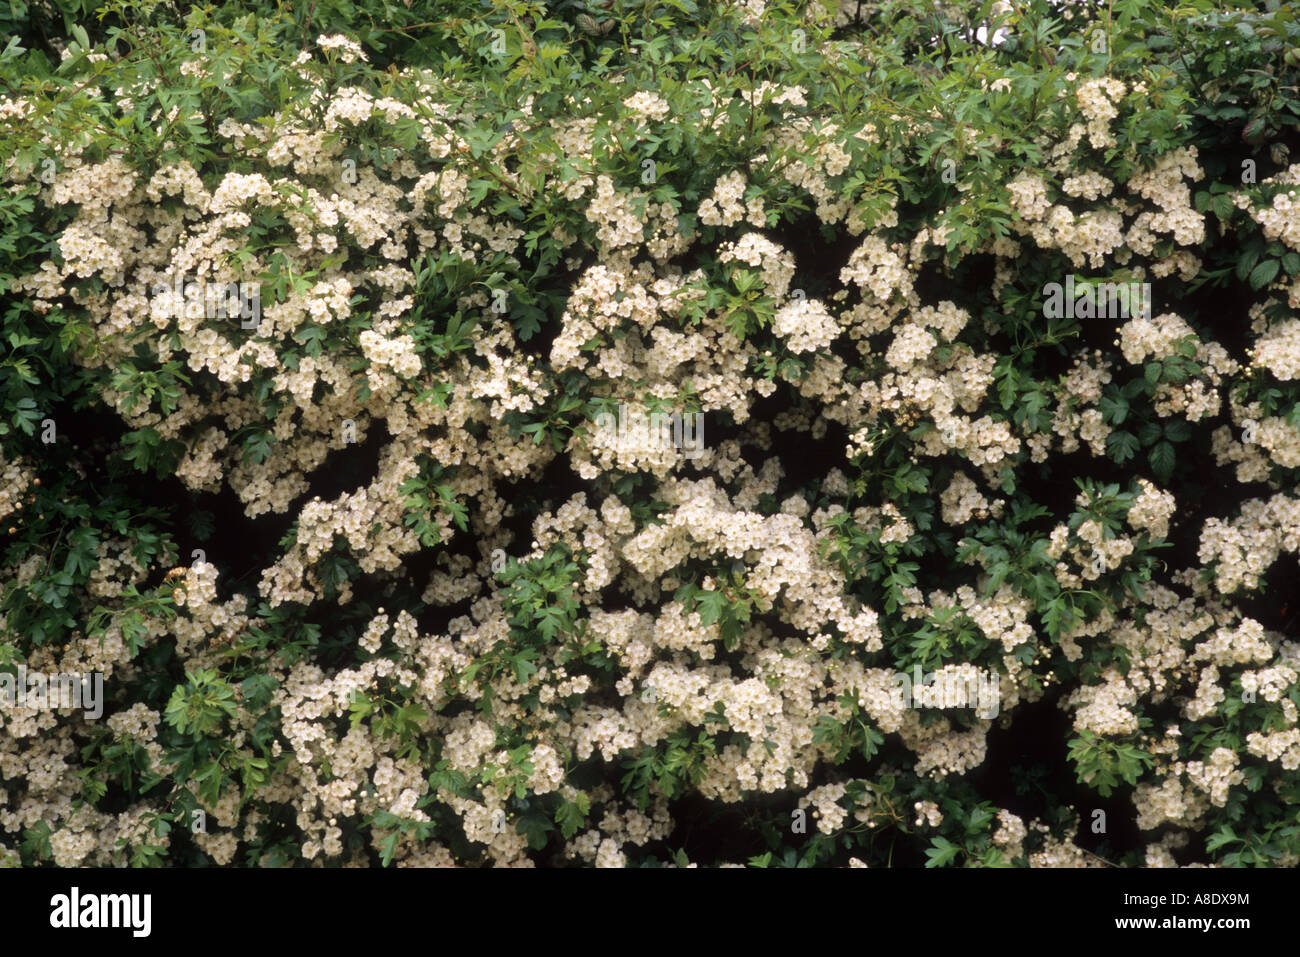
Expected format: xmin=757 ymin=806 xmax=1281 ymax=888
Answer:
xmin=1 ymin=0 xmax=1299 ymax=867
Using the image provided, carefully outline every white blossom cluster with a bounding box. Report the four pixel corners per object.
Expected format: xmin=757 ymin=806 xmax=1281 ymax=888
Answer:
xmin=2 ymin=16 xmax=1299 ymax=872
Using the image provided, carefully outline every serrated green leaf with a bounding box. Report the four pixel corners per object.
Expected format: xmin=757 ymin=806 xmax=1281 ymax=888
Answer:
xmin=1249 ymin=258 xmax=1280 ymax=290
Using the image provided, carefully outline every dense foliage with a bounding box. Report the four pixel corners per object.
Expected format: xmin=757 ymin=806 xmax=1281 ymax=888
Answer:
xmin=2 ymin=0 xmax=1299 ymax=867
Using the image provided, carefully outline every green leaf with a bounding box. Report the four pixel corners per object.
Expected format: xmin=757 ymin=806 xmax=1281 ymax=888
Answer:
xmin=1149 ymin=441 xmax=1175 ymax=482
xmin=1249 ymin=259 xmax=1280 ymax=290
xmin=1106 ymin=430 xmax=1139 ymax=464
xmin=1205 ymin=827 xmax=1238 ymax=853
xmin=517 ymin=813 xmax=555 ymax=851
xmin=555 ymin=795 xmax=590 ymax=839
xmin=1098 ymin=393 xmax=1129 ymax=425
xmin=924 ymin=835 xmax=960 ymax=868
xmin=1163 ymin=419 xmax=1192 ymax=443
